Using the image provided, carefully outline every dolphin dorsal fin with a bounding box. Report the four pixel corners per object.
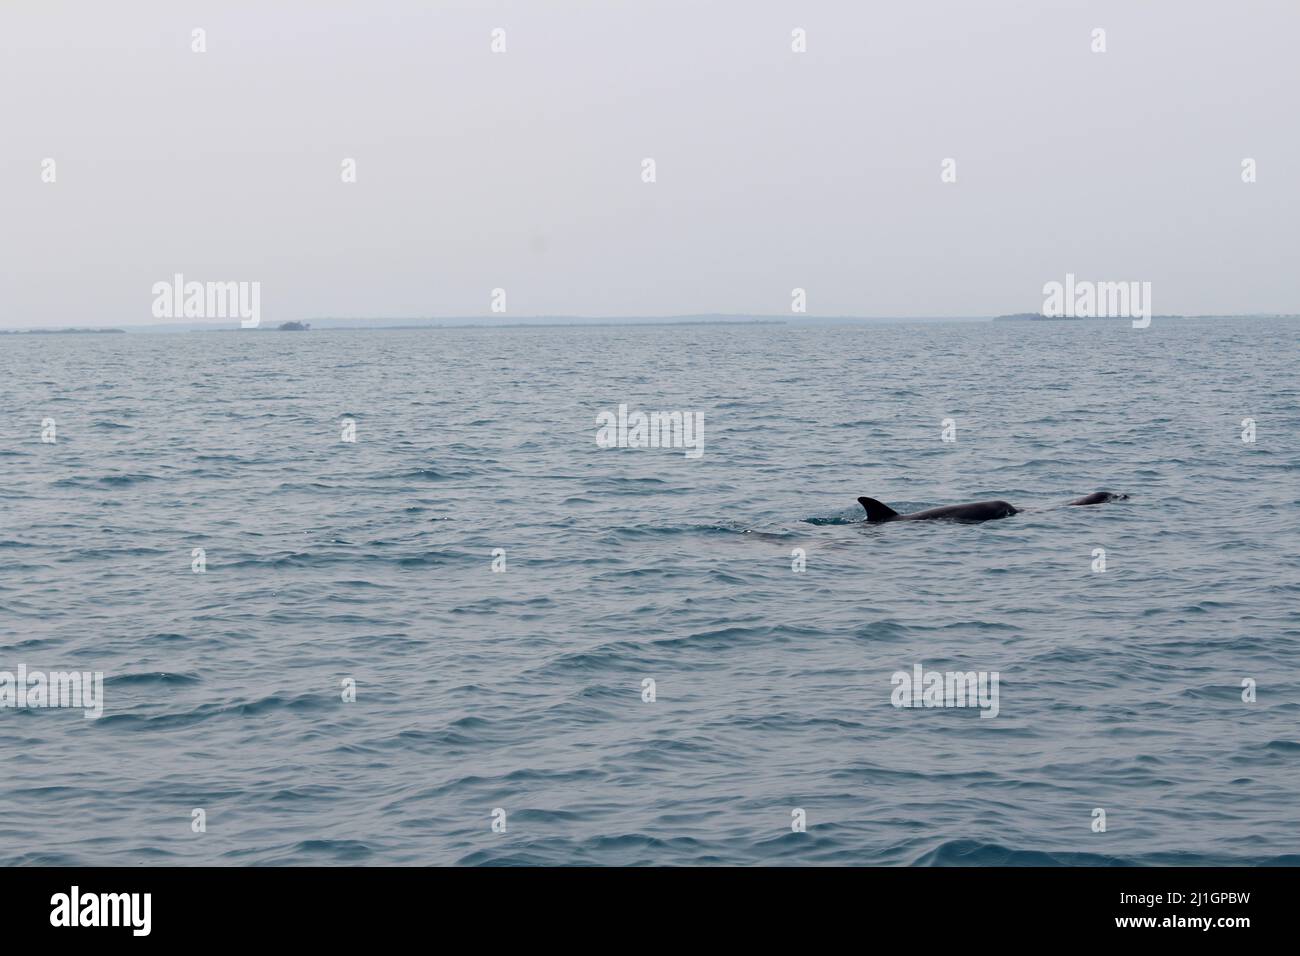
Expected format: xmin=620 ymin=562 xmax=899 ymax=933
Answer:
xmin=858 ymin=497 xmax=900 ymax=522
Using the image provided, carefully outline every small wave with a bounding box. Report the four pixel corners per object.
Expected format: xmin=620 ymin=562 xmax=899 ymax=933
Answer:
xmin=804 ymin=513 xmax=862 ymax=525
xmin=610 ymin=523 xmax=750 ymax=539
xmin=395 ymin=467 xmax=451 ymax=481
xmin=96 ymin=691 xmax=330 ymax=729
xmin=1264 ymin=740 xmax=1300 ymax=752
xmin=911 ymin=840 xmax=1130 ymax=867
xmin=54 ymin=473 xmax=161 ymax=487
xmin=103 ymin=671 xmax=202 ymax=687
xmin=255 ymin=840 xmax=376 ymax=864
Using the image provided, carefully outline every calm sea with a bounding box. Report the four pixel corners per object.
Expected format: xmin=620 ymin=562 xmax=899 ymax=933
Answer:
xmin=1 ymin=318 xmax=1297 ymax=865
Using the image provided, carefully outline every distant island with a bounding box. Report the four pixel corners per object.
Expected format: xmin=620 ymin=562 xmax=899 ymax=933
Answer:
xmin=991 ymin=312 xmax=1297 ymax=322
xmin=0 ymin=327 xmax=126 ymax=335
xmin=275 ymin=321 xmax=311 ymax=331
xmin=296 ymin=315 xmax=787 ymax=330
xmin=992 ymin=312 xmax=1189 ymax=322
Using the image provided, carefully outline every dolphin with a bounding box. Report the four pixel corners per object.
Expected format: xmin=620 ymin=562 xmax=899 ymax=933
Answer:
xmin=857 ymin=492 xmax=1129 ymax=523
xmin=857 ymin=497 xmax=1018 ymax=523
xmin=1066 ymin=491 xmax=1129 ymax=505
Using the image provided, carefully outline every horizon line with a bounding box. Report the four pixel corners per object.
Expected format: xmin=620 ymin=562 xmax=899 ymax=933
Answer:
xmin=5 ymin=312 xmax=1300 ymax=333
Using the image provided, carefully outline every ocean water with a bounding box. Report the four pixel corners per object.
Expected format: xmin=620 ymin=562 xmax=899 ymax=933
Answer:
xmin=1 ymin=317 xmax=1297 ymax=866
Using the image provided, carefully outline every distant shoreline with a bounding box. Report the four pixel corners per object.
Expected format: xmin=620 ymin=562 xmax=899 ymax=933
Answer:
xmin=0 ymin=328 xmax=128 ymax=335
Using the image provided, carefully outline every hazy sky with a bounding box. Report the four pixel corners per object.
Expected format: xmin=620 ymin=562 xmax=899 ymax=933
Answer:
xmin=2 ymin=0 xmax=1297 ymax=326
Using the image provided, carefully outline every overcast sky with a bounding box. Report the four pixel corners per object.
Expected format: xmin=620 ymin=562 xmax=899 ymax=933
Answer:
xmin=1 ymin=0 xmax=1297 ymax=327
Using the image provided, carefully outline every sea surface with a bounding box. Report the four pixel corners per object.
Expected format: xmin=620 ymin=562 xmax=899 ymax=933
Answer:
xmin=1 ymin=318 xmax=1297 ymax=866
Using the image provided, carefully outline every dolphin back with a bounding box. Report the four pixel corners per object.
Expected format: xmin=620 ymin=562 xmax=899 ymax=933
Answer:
xmin=1067 ymin=492 xmax=1129 ymax=506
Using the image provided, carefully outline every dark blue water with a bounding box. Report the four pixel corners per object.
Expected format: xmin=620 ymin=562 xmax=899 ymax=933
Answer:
xmin=1 ymin=318 xmax=1297 ymax=865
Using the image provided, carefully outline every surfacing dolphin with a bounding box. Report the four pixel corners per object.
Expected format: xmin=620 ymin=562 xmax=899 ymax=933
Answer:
xmin=857 ymin=492 xmax=1127 ymax=524
xmin=1066 ymin=491 xmax=1129 ymax=505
